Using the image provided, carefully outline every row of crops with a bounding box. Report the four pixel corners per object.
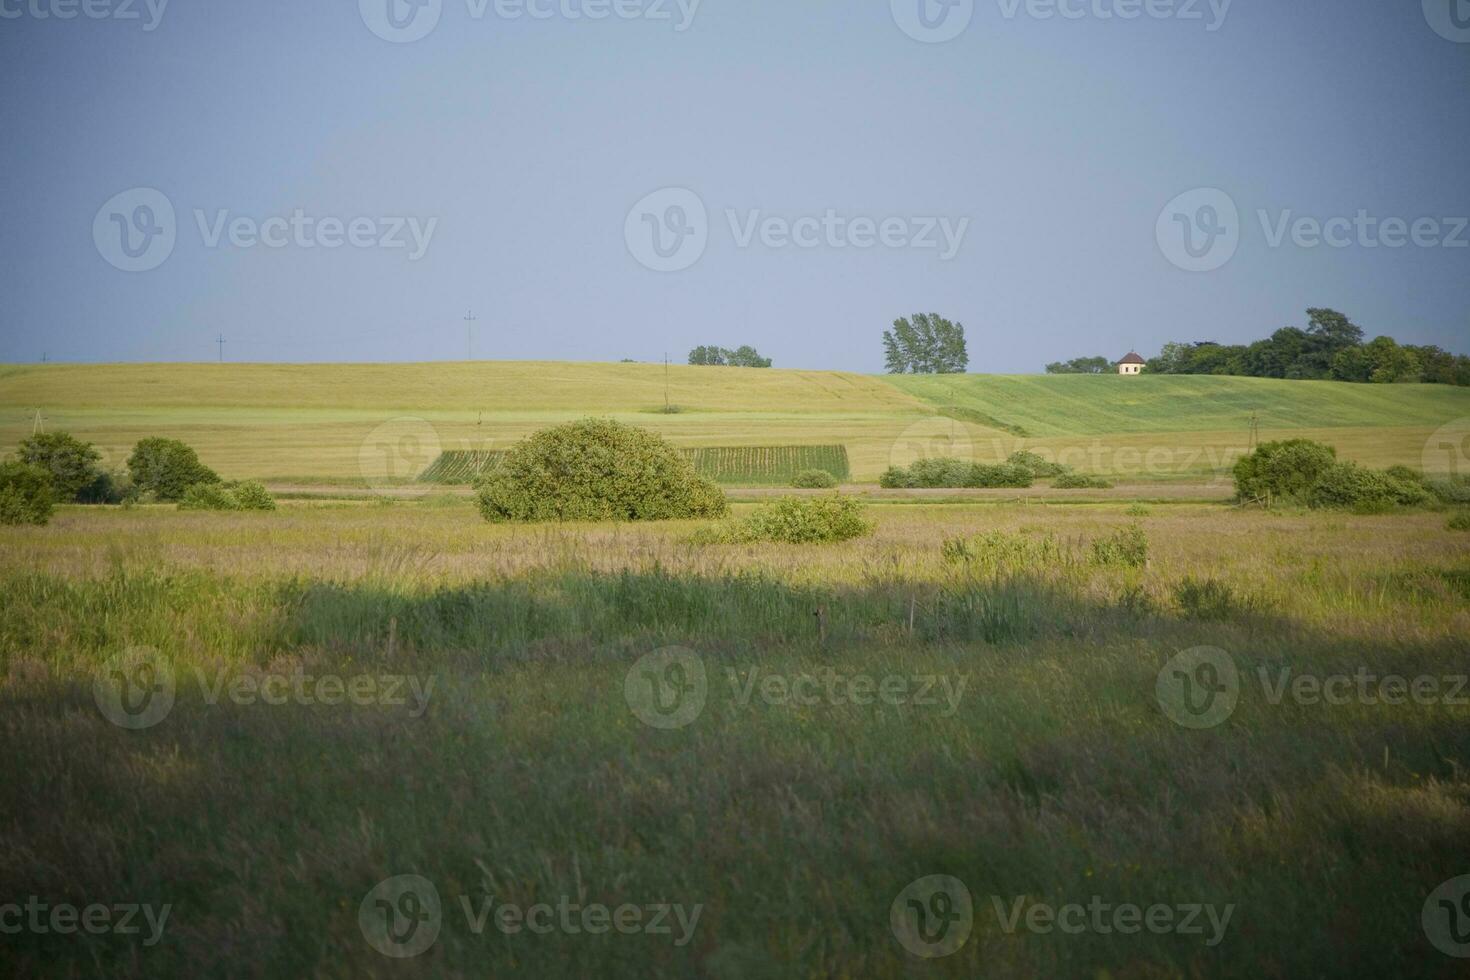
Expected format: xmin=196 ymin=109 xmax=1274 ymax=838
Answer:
xmin=418 ymin=445 xmax=850 ymax=486
xmin=677 ymin=445 xmax=850 ymax=484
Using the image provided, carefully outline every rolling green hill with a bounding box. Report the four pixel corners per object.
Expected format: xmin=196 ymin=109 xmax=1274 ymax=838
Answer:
xmin=2 ymin=362 xmax=1466 ymax=483
xmin=885 ymin=373 xmax=1470 ymax=437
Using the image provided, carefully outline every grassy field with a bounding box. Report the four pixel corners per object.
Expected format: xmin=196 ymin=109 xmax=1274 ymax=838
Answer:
xmin=2 ymin=498 xmax=1468 ymax=977
xmin=3 ymin=363 xmax=1468 ymax=485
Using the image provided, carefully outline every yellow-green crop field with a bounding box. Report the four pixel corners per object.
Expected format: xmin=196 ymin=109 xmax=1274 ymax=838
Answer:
xmin=4 ymin=362 xmax=1468 ymax=485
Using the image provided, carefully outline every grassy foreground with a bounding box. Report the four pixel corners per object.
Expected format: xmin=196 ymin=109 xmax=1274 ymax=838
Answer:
xmin=3 ymin=362 xmax=1467 ymax=483
xmin=2 ymin=500 xmax=1467 ymax=977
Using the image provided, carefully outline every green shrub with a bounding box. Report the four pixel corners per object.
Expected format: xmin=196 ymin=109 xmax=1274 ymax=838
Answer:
xmin=791 ymin=469 xmax=838 ymax=489
xmin=1125 ymin=504 xmax=1151 ymax=517
xmin=910 ymin=457 xmax=977 ymax=488
xmin=881 ymin=458 xmax=1033 ymax=489
xmin=476 ymin=419 xmax=728 ymax=523
xmin=1426 ymin=476 xmax=1470 ymax=504
xmin=1006 ymin=450 xmax=1069 ymax=478
xmin=16 ymin=431 xmax=103 ymax=502
xmin=1310 ymin=462 xmax=1432 ymax=510
xmin=941 ymin=530 xmax=1069 ymax=571
xmin=1232 ymin=439 xmax=1338 ymax=505
xmin=1091 ymin=523 xmax=1149 ymax=568
xmin=1383 ymin=465 xmax=1426 ymax=486
xmin=231 ymin=481 xmax=277 ymax=511
xmin=0 ymin=461 xmax=55 ymax=526
xmin=127 ymin=438 xmax=220 ymax=501
xmin=178 ymin=482 xmax=241 ymax=511
xmin=1447 ymin=512 xmax=1470 ymax=532
xmin=1052 ymin=472 xmax=1114 ymax=490
xmin=969 ymin=464 xmax=1034 ymax=489
xmin=698 ymin=496 xmax=872 ymax=544
xmin=1173 ymin=577 xmax=1238 ymax=620
xmin=879 ymin=466 xmax=915 ymax=489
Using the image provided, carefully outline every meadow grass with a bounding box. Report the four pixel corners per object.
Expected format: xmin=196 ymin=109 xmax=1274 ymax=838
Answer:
xmin=1 ymin=500 xmax=1467 ymax=977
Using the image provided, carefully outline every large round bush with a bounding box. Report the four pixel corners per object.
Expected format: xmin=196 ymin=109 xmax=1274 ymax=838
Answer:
xmin=1232 ymin=439 xmax=1337 ymax=504
xmin=0 ymin=461 xmax=55 ymax=526
xmin=1310 ymin=462 xmax=1432 ymax=510
xmin=127 ymin=438 xmax=220 ymax=501
xmin=476 ymin=419 xmax=728 ymax=523
xmin=16 ymin=431 xmax=102 ymax=502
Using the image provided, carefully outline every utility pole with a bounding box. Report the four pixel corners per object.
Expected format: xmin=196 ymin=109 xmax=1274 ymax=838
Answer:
xmin=1248 ymin=411 xmax=1260 ymax=453
xmin=217 ymin=335 xmax=226 ymax=363
xmin=663 ymin=352 xmax=670 ymax=412
xmin=27 ymin=409 xmax=47 ymax=435
xmin=464 ymin=311 xmax=478 ymax=361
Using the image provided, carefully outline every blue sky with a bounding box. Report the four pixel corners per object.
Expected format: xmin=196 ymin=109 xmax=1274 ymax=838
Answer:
xmin=1 ymin=0 xmax=1467 ymax=372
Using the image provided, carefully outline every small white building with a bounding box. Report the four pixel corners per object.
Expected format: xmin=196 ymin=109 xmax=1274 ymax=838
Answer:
xmin=1118 ymin=352 xmax=1146 ymax=376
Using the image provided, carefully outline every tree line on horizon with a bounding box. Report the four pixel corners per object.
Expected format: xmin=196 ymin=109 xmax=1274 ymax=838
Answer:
xmin=1046 ymin=309 xmax=1470 ymax=385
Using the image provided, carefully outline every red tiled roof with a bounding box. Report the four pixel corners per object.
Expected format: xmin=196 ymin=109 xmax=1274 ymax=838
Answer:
xmin=1118 ymin=352 xmax=1146 ymax=365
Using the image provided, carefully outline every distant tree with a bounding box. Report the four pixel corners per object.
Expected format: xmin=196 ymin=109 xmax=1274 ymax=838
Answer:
xmin=726 ymin=345 xmax=773 ymax=368
xmin=883 ymin=313 xmax=968 ymax=374
xmin=1045 ymin=356 xmax=1111 ymax=374
xmin=688 ymin=345 xmax=772 ymax=368
xmin=16 ymin=431 xmax=102 ymax=502
xmin=688 ymin=346 xmax=727 ymax=366
xmin=127 ymin=438 xmax=220 ymax=501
